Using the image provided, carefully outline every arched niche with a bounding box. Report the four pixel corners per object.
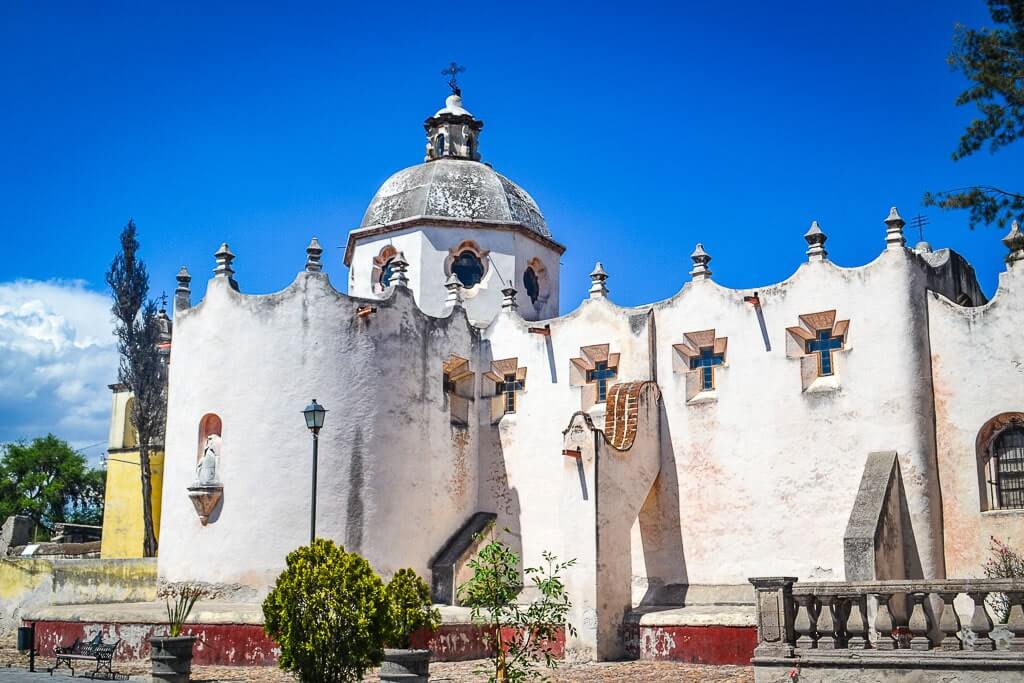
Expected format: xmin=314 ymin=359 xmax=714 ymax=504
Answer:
xmin=523 ymin=257 xmax=550 ymax=310
xmin=197 ymin=413 xmax=223 ymax=462
xmin=123 ymin=397 xmax=138 ymax=449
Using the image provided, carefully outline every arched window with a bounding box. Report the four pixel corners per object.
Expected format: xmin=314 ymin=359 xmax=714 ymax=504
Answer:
xmin=435 ymin=133 xmax=446 ymax=157
xmin=123 ymin=397 xmax=138 ymax=448
xmin=452 ymin=250 xmax=484 ymax=288
xmin=524 ymin=267 xmax=540 ymax=306
xmin=466 ymin=134 xmax=475 ymax=158
xmin=993 ymin=427 xmax=1024 ymax=509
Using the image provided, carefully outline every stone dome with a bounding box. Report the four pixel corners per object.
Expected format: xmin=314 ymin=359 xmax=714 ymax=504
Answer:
xmin=359 ymin=158 xmax=549 ymax=238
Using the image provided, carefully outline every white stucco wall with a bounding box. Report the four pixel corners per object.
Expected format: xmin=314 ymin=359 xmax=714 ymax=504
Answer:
xmin=159 ymin=273 xmax=479 ymax=595
xmin=928 ymin=264 xmax=1024 ymax=578
xmin=348 ymin=225 xmax=562 ymax=323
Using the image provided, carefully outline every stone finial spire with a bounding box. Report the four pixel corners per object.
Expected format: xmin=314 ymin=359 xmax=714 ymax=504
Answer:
xmin=1004 ymin=220 xmax=1024 ymax=266
xmin=175 ymin=266 xmax=192 ymax=312
xmin=589 ymin=262 xmax=609 ymax=298
xmin=214 ymin=243 xmax=235 ymax=277
xmin=690 ymin=243 xmax=712 ymax=281
xmin=804 ymin=221 xmax=828 ymax=262
xmin=390 ymin=251 xmax=410 ymax=288
xmin=884 ymin=207 xmax=906 ymax=249
xmin=305 ymin=237 xmax=323 ymax=273
xmin=501 ymin=286 xmax=518 ymax=311
xmin=444 ymin=273 xmax=464 ymax=307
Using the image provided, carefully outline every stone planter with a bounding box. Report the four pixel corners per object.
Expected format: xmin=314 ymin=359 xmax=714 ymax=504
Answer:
xmin=380 ymin=648 xmax=431 ymax=682
xmin=150 ymin=635 xmax=197 ymax=683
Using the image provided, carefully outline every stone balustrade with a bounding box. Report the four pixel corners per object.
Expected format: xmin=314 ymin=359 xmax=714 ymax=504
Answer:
xmin=750 ymin=577 xmax=1024 ymax=657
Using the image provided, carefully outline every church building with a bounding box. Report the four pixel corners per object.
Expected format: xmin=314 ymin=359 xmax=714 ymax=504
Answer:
xmin=143 ymin=85 xmax=1024 ymax=661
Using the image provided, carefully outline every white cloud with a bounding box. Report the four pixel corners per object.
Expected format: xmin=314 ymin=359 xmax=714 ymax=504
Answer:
xmin=0 ymin=280 xmax=118 ymax=457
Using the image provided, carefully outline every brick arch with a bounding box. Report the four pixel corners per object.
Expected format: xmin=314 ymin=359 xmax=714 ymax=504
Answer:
xmin=371 ymin=245 xmax=400 ymax=292
xmin=976 ymin=411 xmax=1024 ymax=511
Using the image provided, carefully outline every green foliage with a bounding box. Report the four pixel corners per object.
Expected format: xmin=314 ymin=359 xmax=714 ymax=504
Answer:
xmin=165 ymin=585 xmax=205 ymax=637
xmin=263 ymin=539 xmax=389 ymax=682
xmin=457 ymin=534 xmax=576 ymax=682
xmin=924 ymin=0 xmax=1024 ymax=228
xmin=982 ymin=536 xmax=1024 ymax=623
xmin=0 ymin=435 xmax=105 ymax=534
xmin=106 ymin=219 xmax=165 ymax=557
xmin=385 ymin=568 xmax=440 ymax=649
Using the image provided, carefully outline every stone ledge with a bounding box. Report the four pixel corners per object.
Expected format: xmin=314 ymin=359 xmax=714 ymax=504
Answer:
xmin=626 ymin=604 xmax=757 ymax=627
xmin=754 ymin=650 xmax=1024 ymax=668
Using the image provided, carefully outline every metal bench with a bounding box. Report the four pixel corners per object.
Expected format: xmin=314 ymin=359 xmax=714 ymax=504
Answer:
xmin=49 ymin=633 xmax=123 ymax=679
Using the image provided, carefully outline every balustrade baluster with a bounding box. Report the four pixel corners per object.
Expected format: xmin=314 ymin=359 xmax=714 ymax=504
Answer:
xmin=937 ymin=591 xmax=963 ymax=651
xmin=907 ymin=592 xmax=932 ymax=651
xmin=845 ymin=595 xmax=868 ymax=649
xmin=873 ymin=592 xmax=897 ymax=650
xmin=1007 ymin=591 xmax=1024 ymax=653
xmin=794 ymin=594 xmax=817 ymax=649
xmin=816 ymin=594 xmax=839 ymax=650
xmin=968 ymin=591 xmax=996 ymax=651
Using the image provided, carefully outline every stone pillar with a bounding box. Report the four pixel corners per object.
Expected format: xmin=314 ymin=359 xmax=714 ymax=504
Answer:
xmin=174 ymin=266 xmax=192 ymax=313
xmin=749 ymin=577 xmax=798 ymax=658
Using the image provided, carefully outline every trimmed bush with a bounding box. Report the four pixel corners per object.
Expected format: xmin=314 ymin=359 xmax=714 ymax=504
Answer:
xmin=262 ymin=539 xmax=389 ymax=682
xmin=385 ymin=568 xmax=440 ymax=649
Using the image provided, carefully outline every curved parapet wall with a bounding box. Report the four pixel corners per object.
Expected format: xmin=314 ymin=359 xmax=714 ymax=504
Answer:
xmin=159 ymin=272 xmax=481 ymax=596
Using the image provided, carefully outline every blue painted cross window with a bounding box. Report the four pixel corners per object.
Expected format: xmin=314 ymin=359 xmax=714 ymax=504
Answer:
xmin=496 ymin=373 xmax=525 ymax=414
xmin=586 ymin=361 xmax=617 ymax=403
xmin=806 ymin=329 xmax=843 ymax=376
xmin=690 ymin=347 xmax=725 ymax=391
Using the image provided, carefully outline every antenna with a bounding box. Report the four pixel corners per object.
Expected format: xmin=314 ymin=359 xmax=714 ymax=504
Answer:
xmin=909 ymin=214 xmax=929 ymax=243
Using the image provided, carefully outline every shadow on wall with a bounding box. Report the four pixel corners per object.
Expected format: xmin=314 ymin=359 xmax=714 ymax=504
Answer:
xmin=637 ymin=401 xmax=687 ymax=606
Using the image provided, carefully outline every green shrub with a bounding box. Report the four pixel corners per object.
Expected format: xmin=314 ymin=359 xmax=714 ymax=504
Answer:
xmin=385 ymin=568 xmax=441 ymax=649
xmin=983 ymin=536 xmax=1024 ymax=623
xmin=262 ymin=539 xmax=389 ymax=682
xmin=457 ymin=534 xmax=576 ymax=682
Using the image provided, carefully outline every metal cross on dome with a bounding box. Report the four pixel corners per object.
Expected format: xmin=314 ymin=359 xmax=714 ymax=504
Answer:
xmin=441 ymin=61 xmax=465 ymax=95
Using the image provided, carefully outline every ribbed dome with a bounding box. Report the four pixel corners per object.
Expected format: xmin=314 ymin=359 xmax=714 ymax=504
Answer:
xmin=359 ymin=158 xmax=549 ymax=237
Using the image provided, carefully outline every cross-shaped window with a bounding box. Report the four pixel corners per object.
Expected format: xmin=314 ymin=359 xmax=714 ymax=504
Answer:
xmin=806 ymin=329 xmax=843 ymax=376
xmin=586 ymin=361 xmax=617 ymax=403
xmin=495 ymin=373 xmax=525 ymax=414
xmin=690 ymin=347 xmax=725 ymax=390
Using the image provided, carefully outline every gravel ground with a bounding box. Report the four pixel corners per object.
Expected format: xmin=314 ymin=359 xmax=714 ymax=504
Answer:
xmin=2 ymin=649 xmax=754 ymax=682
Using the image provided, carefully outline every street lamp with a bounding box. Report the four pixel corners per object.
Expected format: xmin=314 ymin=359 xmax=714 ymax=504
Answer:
xmin=302 ymin=399 xmax=327 ymax=543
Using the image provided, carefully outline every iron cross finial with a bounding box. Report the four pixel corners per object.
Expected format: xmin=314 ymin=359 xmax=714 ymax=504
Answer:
xmin=441 ymin=61 xmax=465 ymax=96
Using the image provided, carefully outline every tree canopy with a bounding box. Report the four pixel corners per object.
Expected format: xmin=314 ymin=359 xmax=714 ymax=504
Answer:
xmin=0 ymin=434 xmax=105 ymax=533
xmin=924 ymin=0 xmax=1024 ymax=228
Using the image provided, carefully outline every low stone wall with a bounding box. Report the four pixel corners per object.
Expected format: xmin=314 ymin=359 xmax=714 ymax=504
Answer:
xmin=0 ymin=558 xmax=156 ymax=642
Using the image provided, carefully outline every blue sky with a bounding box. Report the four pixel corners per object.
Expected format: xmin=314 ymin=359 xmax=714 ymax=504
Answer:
xmin=0 ymin=1 xmax=1019 ymax=449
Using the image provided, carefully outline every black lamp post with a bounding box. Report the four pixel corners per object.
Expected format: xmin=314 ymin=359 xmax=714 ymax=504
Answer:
xmin=302 ymin=399 xmax=327 ymax=544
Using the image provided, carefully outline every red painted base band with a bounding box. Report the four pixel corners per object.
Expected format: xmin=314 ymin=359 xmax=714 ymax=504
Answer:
xmin=28 ymin=620 xmax=565 ymax=666
xmin=625 ymin=624 xmax=757 ymax=665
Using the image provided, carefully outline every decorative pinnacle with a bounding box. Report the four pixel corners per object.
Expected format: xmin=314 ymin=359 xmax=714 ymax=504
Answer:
xmin=589 ymin=262 xmax=609 ymax=298
xmin=213 ymin=243 xmax=235 ymax=278
xmin=501 ymin=286 xmax=518 ymax=311
xmin=305 ymin=238 xmax=323 ymax=273
xmin=390 ymin=251 xmax=410 ymax=288
xmin=884 ymin=207 xmax=906 ymax=249
xmin=690 ymin=243 xmax=712 ymax=280
xmin=804 ymin=221 xmax=828 ymax=262
xmin=444 ymin=273 xmax=464 ymax=307
xmin=174 ymin=266 xmax=192 ymax=312
xmin=1004 ymin=220 xmax=1024 ymax=265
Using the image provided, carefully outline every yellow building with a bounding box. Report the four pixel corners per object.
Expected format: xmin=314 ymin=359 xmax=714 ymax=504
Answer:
xmin=100 ymin=384 xmax=165 ymax=558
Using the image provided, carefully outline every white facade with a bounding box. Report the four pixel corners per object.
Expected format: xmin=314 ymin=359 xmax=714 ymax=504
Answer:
xmin=154 ymin=92 xmax=1024 ymax=660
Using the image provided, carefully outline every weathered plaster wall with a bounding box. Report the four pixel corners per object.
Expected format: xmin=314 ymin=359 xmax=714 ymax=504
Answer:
xmin=0 ymin=559 xmax=155 ymax=641
xmin=159 ymin=272 xmax=479 ymax=596
xmin=928 ymin=265 xmax=1024 ymax=578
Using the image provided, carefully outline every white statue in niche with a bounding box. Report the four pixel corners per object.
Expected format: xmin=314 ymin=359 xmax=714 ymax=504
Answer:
xmin=196 ymin=434 xmax=221 ymax=486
